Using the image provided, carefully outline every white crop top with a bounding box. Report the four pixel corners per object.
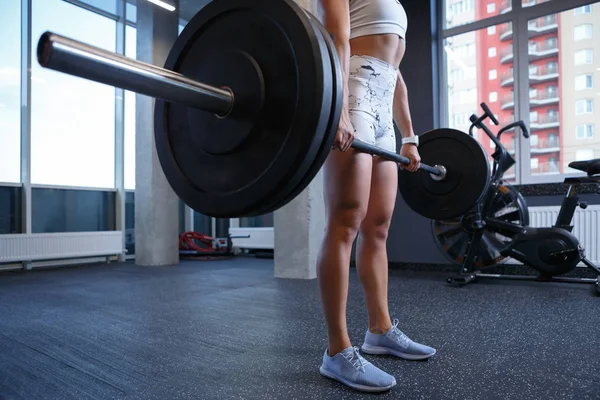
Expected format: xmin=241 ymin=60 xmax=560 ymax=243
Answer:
xmin=349 ymin=0 xmax=408 ymax=40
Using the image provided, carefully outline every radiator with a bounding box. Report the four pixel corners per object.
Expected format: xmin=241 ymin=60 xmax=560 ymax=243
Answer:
xmin=528 ymin=205 xmax=600 ymax=264
xmin=0 ymin=231 xmax=124 ymax=264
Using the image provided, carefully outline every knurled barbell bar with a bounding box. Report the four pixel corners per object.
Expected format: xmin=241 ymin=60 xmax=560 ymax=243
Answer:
xmin=36 ymin=0 xmax=490 ymax=220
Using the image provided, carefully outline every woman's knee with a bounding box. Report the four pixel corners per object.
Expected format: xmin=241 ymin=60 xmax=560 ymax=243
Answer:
xmin=327 ymin=204 xmax=368 ymax=244
xmin=360 ymin=215 xmax=392 ymax=243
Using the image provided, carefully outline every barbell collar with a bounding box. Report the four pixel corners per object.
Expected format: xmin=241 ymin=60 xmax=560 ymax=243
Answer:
xmin=37 ymin=31 xmax=234 ymax=116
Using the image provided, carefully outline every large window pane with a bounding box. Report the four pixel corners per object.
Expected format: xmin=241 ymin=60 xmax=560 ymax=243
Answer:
xmin=0 ymin=186 xmax=22 ymax=234
xmin=445 ymin=23 xmax=515 ymax=178
xmin=125 ymin=26 xmax=136 ymax=190
xmin=31 ymin=0 xmax=116 ymax=188
xmin=528 ymin=3 xmax=600 ymax=176
xmin=0 ymin=0 xmax=21 ymax=184
xmin=240 ymin=214 xmax=274 ymax=228
xmin=32 ymin=188 xmax=116 ymax=233
xmin=445 ymin=0 xmax=501 ymax=30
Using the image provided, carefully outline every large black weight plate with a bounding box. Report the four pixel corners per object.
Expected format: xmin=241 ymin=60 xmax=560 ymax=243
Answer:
xmin=262 ymin=11 xmax=342 ymax=214
xmin=155 ymin=0 xmax=331 ymax=218
xmin=398 ymin=128 xmax=490 ymax=220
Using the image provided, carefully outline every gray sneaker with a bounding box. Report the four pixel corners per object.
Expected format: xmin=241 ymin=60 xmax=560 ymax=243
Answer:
xmin=319 ymin=346 xmax=397 ymax=392
xmin=361 ymin=319 xmax=437 ymax=360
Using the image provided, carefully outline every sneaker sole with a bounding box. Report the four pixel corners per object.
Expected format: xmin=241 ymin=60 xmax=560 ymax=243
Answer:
xmin=319 ymin=367 xmax=396 ymax=393
xmin=361 ymin=344 xmax=437 ymax=360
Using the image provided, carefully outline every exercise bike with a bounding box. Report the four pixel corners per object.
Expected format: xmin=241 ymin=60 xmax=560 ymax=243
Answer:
xmin=433 ymin=103 xmax=600 ymax=295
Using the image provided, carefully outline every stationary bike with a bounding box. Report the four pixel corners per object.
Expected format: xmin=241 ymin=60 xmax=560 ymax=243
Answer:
xmin=433 ymin=103 xmax=600 ymax=294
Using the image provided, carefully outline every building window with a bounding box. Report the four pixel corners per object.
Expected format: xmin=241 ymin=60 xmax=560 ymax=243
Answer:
xmin=489 ymin=69 xmax=497 ymax=80
xmin=574 ymin=49 xmax=593 ymax=65
xmin=574 ymin=5 xmax=592 ymax=15
xmin=531 ymin=158 xmax=539 ymax=169
xmin=488 ymin=25 xmax=496 ymax=35
xmin=575 ymin=74 xmax=594 ymax=90
xmin=530 ymin=134 xmax=539 ymax=147
xmin=576 ymin=99 xmax=594 ymax=115
xmin=489 ymin=92 xmax=498 ymax=102
xmin=488 ymin=47 xmax=497 ymax=57
xmin=576 ymin=124 xmax=594 ymax=140
xmin=574 ymin=24 xmax=593 ymax=40
xmin=487 ymin=2 xmax=496 ymax=13
xmin=530 ymin=111 xmax=538 ymax=122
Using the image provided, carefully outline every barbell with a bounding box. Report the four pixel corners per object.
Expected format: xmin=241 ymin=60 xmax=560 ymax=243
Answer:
xmin=36 ymin=0 xmax=490 ymax=220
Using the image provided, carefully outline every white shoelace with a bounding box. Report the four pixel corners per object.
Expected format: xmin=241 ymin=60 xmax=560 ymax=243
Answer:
xmin=389 ymin=319 xmax=411 ymax=348
xmin=343 ymin=346 xmax=370 ymax=373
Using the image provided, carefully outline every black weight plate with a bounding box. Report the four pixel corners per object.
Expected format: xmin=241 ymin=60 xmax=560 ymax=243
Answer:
xmin=398 ymin=128 xmax=490 ymax=220
xmin=262 ymin=11 xmax=342 ymax=214
xmin=155 ymin=0 xmax=331 ymax=218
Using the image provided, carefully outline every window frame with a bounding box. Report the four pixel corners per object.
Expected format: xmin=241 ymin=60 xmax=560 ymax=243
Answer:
xmin=440 ymin=0 xmax=600 ymax=185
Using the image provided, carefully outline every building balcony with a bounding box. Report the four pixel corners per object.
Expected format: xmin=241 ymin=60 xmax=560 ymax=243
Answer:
xmin=531 ymin=138 xmax=560 ymax=154
xmin=500 ymin=47 xmax=514 ymax=64
xmin=531 ymin=162 xmax=561 ymax=174
xmin=529 ymin=41 xmax=559 ymax=60
xmin=501 ymin=94 xmax=515 ymax=110
xmin=530 ymin=90 xmax=560 ymax=106
xmin=529 ymin=65 xmax=559 ymax=83
xmin=528 ymin=14 xmax=558 ymax=37
xmin=500 ymin=70 xmax=514 ymax=87
xmin=500 ymin=0 xmax=512 ymax=14
xmin=530 ymin=114 xmax=559 ymax=130
xmin=499 ymin=23 xmax=513 ymax=41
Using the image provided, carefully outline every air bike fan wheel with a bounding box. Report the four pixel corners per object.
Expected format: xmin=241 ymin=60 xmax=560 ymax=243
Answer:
xmin=432 ymin=184 xmax=529 ymax=268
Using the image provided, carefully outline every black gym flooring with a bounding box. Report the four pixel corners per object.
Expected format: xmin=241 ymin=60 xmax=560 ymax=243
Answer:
xmin=0 ymin=258 xmax=599 ymax=400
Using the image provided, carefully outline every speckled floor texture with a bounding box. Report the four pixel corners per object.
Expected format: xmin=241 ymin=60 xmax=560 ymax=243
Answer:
xmin=1 ymin=258 xmax=599 ymax=400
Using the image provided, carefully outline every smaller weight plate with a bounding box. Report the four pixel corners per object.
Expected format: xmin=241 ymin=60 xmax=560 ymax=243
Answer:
xmin=398 ymin=128 xmax=490 ymax=220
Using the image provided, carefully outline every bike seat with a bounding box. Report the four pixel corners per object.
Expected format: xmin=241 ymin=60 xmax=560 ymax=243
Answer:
xmin=568 ymin=158 xmax=600 ymax=176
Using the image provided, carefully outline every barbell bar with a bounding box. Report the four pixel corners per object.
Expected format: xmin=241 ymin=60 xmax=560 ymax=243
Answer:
xmin=34 ymin=0 xmax=491 ymax=220
xmin=38 ymin=31 xmax=445 ymax=178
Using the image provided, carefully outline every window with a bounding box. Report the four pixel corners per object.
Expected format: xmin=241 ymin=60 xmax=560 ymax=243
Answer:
xmin=576 ymin=99 xmax=594 ymax=115
xmin=574 ymin=5 xmax=592 ymax=15
xmin=531 ymin=158 xmax=539 ymax=169
xmin=31 ymin=0 xmax=116 ymax=188
xmin=529 ymin=64 xmax=538 ymax=75
xmin=574 ymin=24 xmax=593 ymax=40
xmin=488 ymin=47 xmax=497 ymax=57
xmin=445 ymin=0 xmax=493 ymax=29
xmin=444 ymin=24 xmax=513 ymax=143
xmin=76 ymin=0 xmax=117 ymax=14
xmin=529 ymin=88 xmax=538 ymax=98
xmin=575 ymin=74 xmax=594 ymax=90
xmin=0 ymin=0 xmax=21 ymax=183
xmin=576 ymin=124 xmax=594 ymax=139
xmin=523 ymin=0 xmax=553 ymax=7
xmin=124 ymin=26 xmax=136 ymax=190
xmin=530 ymin=134 xmax=539 ymax=147
xmin=530 ymin=111 xmax=539 ymax=122
xmin=487 ymin=3 xmax=496 ymax=13
xmin=488 ymin=26 xmax=496 ymax=35
xmin=546 ymin=37 xmax=558 ymax=49
xmin=574 ymin=49 xmax=593 ymax=65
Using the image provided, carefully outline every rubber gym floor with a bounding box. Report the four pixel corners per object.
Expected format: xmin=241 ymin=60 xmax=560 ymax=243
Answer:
xmin=0 ymin=258 xmax=598 ymax=400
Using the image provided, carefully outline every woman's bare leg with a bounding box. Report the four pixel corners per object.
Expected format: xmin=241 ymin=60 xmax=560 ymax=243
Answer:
xmin=317 ymin=148 xmax=372 ymax=355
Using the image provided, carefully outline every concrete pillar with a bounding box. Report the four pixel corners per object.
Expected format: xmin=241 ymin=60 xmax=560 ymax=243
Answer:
xmin=134 ymin=0 xmax=180 ymax=266
xmin=273 ymin=0 xmax=325 ymax=280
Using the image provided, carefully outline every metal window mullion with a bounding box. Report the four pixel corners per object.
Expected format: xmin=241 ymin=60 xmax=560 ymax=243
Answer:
xmin=20 ymin=0 xmax=32 ymax=269
xmin=515 ymin=12 xmax=531 ymax=185
xmin=115 ymin=0 xmax=127 ymax=261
